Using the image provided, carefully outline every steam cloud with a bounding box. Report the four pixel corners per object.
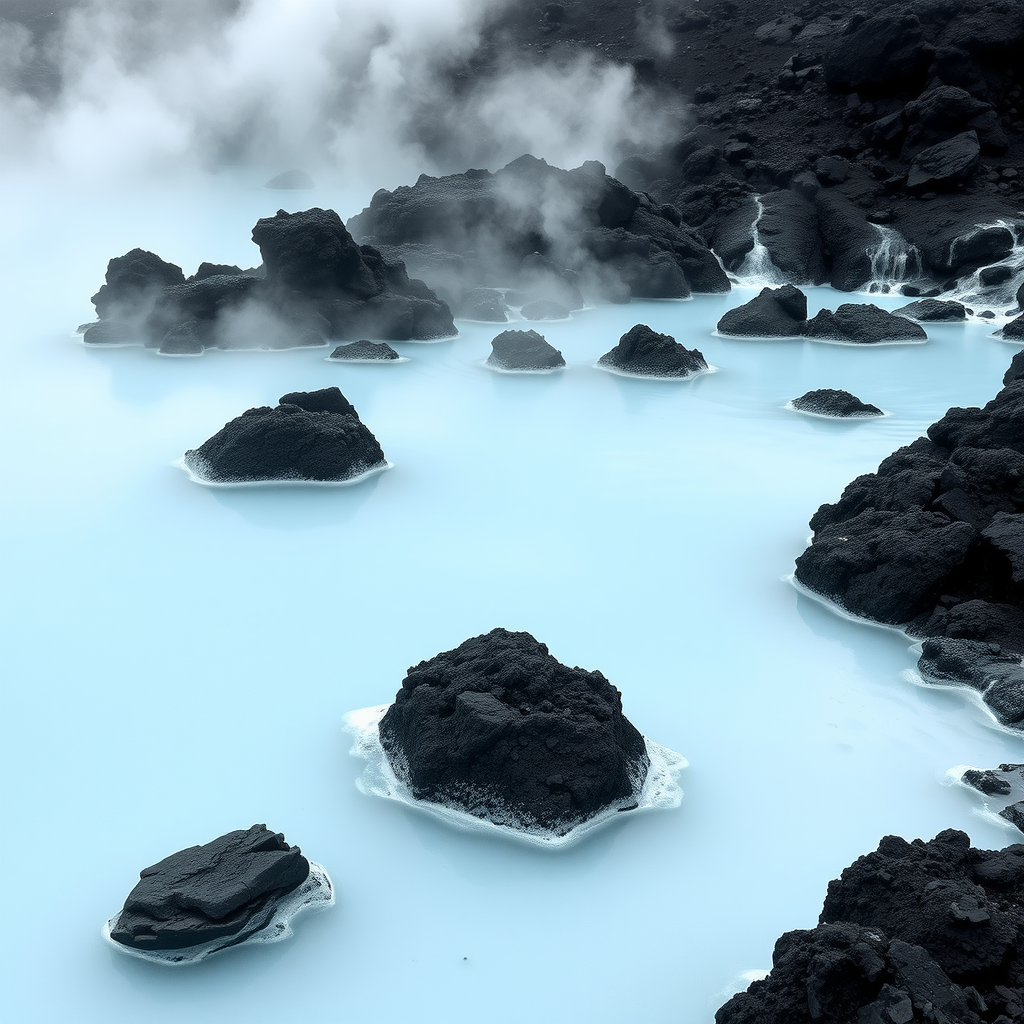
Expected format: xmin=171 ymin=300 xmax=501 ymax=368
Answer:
xmin=0 ymin=0 xmax=685 ymax=193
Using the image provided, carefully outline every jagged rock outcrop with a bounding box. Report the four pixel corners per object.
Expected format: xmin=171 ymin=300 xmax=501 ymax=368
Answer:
xmin=717 ymin=285 xmax=807 ymax=337
xmin=377 ymin=628 xmax=650 ymax=835
xmin=791 ymin=389 xmax=883 ymax=418
xmin=328 ymin=340 xmax=401 ymax=360
xmin=717 ymin=830 xmax=1024 ymax=1024
xmin=487 ymin=329 xmax=565 ymax=371
xmin=182 ymin=387 xmax=387 ymax=484
xmin=896 ymin=298 xmax=968 ymax=321
xmin=109 ymin=825 xmax=312 ymax=953
xmin=917 ymin=637 xmax=1024 ymax=726
xmin=803 ymin=303 xmax=928 ymax=343
xmin=597 ymin=324 xmax=708 ymax=377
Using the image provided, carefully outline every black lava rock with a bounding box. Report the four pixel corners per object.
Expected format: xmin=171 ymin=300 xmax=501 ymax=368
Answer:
xmin=377 ymin=628 xmax=650 ymax=835
xmin=1003 ymin=314 xmax=1024 ymax=340
xmin=328 ymin=340 xmax=401 ymax=360
xmin=791 ymin=389 xmax=882 ymax=417
xmin=795 ymin=367 xmax=1024 ymax=688
xmin=896 ymin=298 xmax=968 ymax=322
xmin=717 ymin=830 xmax=1024 ymax=1024
xmin=598 ymin=324 xmax=708 ymax=377
xmin=907 ymin=132 xmax=982 ymax=193
xmin=109 ymin=825 xmax=310 ymax=952
xmin=183 ymin=387 xmax=386 ymax=484
xmin=803 ymin=303 xmax=928 ymax=343
xmin=717 ymin=285 xmax=807 ymax=337
xmin=487 ymin=329 xmax=565 ymax=371
xmin=458 ymin=287 xmax=509 ymax=322
xmin=91 ymin=248 xmax=185 ymax=320
xmin=962 ymin=768 xmax=1013 ymax=796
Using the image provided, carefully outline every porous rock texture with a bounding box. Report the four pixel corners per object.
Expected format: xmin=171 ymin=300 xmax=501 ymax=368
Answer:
xmin=487 ymin=329 xmax=565 ymax=371
xmin=717 ymin=284 xmax=808 ymax=336
xmin=794 ymin=358 xmax=1024 ymax=718
xmin=85 ymin=209 xmax=455 ymax=353
xmin=377 ymin=628 xmax=650 ymax=835
xmin=598 ymin=324 xmax=708 ymax=377
xmin=897 ymin=298 xmax=969 ymax=321
xmin=183 ymin=387 xmax=386 ymax=484
xmin=917 ymin=637 xmax=1024 ymax=726
xmin=791 ymin=389 xmax=883 ymax=417
xmin=803 ymin=303 xmax=928 ymax=343
xmin=716 ymin=830 xmax=1024 ymax=1024
xmin=346 ymin=155 xmax=730 ymax=307
xmin=328 ymin=339 xmax=401 ymax=360
xmin=110 ymin=825 xmax=310 ymax=952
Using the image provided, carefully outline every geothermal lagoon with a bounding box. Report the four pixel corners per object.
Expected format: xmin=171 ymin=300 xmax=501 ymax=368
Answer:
xmin=1 ymin=174 xmax=1022 ymax=1023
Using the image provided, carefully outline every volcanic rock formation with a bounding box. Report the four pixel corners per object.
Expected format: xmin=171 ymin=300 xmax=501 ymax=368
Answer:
xmin=716 ymin=830 xmax=1024 ymax=1024
xmin=109 ymin=825 xmax=313 ymax=954
xmin=896 ymin=298 xmax=969 ymax=321
xmin=487 ymin=329 xmax=565 ymax=371
xmin=182 ymin=387 xmax=387 ymax=484
xmin=791 ymin=389 xmax=883 ymax=418
xmin=803 ymin=303 xmax=928 ymax=343
xmin=717 ymin=285 xmax=808 ymax=337
xmin=377 ymin=628 xmax=650 ymax=835
xmin=598 ymin=324 xmax=708 ymax=377
xmin=328 ymin=340 xmax=401 ymax=361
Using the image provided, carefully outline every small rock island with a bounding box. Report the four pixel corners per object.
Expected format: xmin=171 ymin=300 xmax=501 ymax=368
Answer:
xmin=598 ymin=324 xmax=709 ymax=378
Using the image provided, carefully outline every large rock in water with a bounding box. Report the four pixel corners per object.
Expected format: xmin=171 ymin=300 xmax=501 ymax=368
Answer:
xmin=377 ymin=629 xmax=650 ymax=835
xmin=716 ymin=831 xmax=1024 ymax=1024
xmin=182 ymin=387 xmax=387 ymax=484
xmin=791 ymin=389 xmax=882 ymax=418
xmin=896 ymin=298 xmax=968 ymax=322
xmin=803 ymin=304 xmax=927 ymax=343
xmin=717 ymin=285 xmax=807 ymax=337
xmin=598 ymin=324 xmax=708 ymax=377
xmin=487 ymin=330 xmax=565 ymax=371
xmin=794 ymin=368 xmax=1024 ymax=678
xmin=109 ymin=825 xmax=310 ymax=952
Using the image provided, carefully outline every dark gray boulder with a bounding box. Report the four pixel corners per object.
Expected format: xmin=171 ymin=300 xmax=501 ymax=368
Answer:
xmin=1002 ymin=314 xmax=1024 ymax=340
xmin=328 ymin=340 xmax=400 ymax=361
xmin=598 ymin=324 xmax=708 ymax=377
xmin=91 ymin=248 xmax=185 ymax=320
xmin=803 ymin=304 xmax=927 ymax=343
xmin=717 ymin=285 xmax=807 ymax=337
xmin=458 ymin=287 xmax=508 ymax=322
xmin=377 ymin=628 xmax=650 ymax=835
xmin=182 ymin=387 xmax=386 ymax=484
xmin=756 ymin=192 xmax=828 ymax=285
xmin=907 ymin=132 xmax=981 ymax=192
xmin=109 ymin=825 xmax=310 ymax=952
xmin=791 ymin=389 xmax=882 ymax=418
xmin=896 ymin=298 xmax=967 ymax=322
xmin=487 ymin=329 xmax=565 ymax=371
xmin=520 ymin=299 xmax=570 ymax=320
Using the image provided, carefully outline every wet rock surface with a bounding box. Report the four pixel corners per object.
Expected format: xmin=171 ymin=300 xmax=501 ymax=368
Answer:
xmin=377 ymin=628 xmax=650 ymax=835
xmin=487 ymin=329 xmax=565 ymax=371
xmin=598 ymin=323 xmax=708 ymax=377
xmin=328 ymin=340 xmax=401 ymax=360
xmin=85 ymin=209 xmax=455 ymax=352
xmin=717 ymin=830 xmax=1024 ymax=1024
xmin=109 ymin=825 xmax=310 ymax=952
xmin=795 ymin=362 xmax=1024 ymax=696
xmin=717 ymin=285 xmax=807 ymax=337
xmin=791 ymin=389 xmax=882 ymax=418
xmin=182 ymin=387 xmax=386 ymax=484
xmin=803 ymin=303 xmax=928 ymax=343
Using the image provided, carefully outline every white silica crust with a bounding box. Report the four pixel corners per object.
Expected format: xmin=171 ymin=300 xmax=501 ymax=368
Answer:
xmin=342 ymin=704 xmax=687 ymax=849
xmin=103 ymin=861 xmax=334 ymax=966
xmin=174 ymin=456 xmax=392 ymax=488
xmin=593 ymin=362 xmax=717 ymax=381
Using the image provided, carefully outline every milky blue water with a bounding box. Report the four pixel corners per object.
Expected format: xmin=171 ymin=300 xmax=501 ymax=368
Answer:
xmin=1 ymin=172 xmax=1022 ymax=1024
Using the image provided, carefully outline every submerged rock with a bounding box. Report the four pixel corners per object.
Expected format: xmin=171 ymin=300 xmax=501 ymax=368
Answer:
xmin=598 ymin=324 xmax=708 ymax=378
xmin=377 ymin=628 xmax=650 ymax=835
xmin=109 ymin=825 xmax=313 ymax=953
xmin=803 ymin=303 xmax=927 ymax=343
xmin=182 ymin=387 xmax=387 ymax=484
xmin=716 ymin=830 xmax=1024 ymax=1024
xmin=791 ymin=389 xmax=882 ymax=418
xmin=717 ymin=285 xmax=807 ymax=337
xmin=487 ymin=330 xmax=565 ymax=371
xmin=896 ymin=298 xmax=968 ymax=322
xmin=328 ymin=340 xmax=401 ymax=361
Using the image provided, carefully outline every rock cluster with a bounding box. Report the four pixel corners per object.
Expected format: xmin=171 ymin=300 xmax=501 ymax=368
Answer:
xmin=794 ymin=355 xmax=1024 ymax=718
xmin=487 ymin=329 xmax=565 ymax=371
xmin=109 ymin=825 xmax=311 ymax=953
xmin=598 ymin=324 xmax=708 ymax=377
xmin=377 ymin=628 xmax=650 ymax=835
xmin=182 ymin=387 xmax=387 ymax=484
xmin=84 ymin=209 xmax=455 ymax=354
xmin=791 ymin=389 xmax=883 ymax=418
xmin=959 ymin=762 xmax=1024 ymax=831
xmin=717 ymin=830 xmax=1024 ymax=1024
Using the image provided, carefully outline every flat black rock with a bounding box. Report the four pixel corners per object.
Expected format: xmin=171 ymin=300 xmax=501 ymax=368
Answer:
xmin=717 ymin=830 xmax=1024 ymax=1024
xmin=717 ymin=285 xmax=807 ymax=337
xmin=183 ymin=387 xmax=386 ymax=483
xmin=896 ymin=298 xmax=968 ymax=322
xmin=377 ymin=628 xmax=650 ymax=835
xmin=487 ymin=329 xmax=565 ymax=371
xmin=109 ymin=825 xmax=309 ymax=952
xmin=907 ymin=131 xmax=982 ymax=193
xmin=803 ymin=303 xmax=927 ymax=343
xmin=598 ymin=323 xmax=708 ymax=377
xmin=791 ymin=389 xmax=882 ymax=417
xmin=328 ymin=340 xmax=401 ymax=361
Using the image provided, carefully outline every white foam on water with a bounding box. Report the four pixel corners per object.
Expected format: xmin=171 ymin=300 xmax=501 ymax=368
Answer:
xmin=945 ymin=221 xmax=1024 ymax=320
xmin=342 ymin=704 xmax=687 ymax=850
xmin=325 ymin=355 xmax=410 ymax=363
xmin=943 ymin=765 xmax=1024 ymax=834
xmin=783 ymin=401 xmax=889 ymax=420
xmin=730 ymin=197 xmax=792 ymax=288
xmin=593 ymin=362 xmax=718 ymax=380
xmin=482 ymin=360 xmax=565 ymax=375
xmin=174 ymin=456 xmax=392 ymax=487
xmin=805 ymin=334 xmax=928 ymax=348
xmin=102 ymin=861 xmax=334 ymax=967
xmin=864 ymin=225 xmax=923 ymax=295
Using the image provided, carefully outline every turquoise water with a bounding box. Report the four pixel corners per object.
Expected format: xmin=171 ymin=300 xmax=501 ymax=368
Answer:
xmin=1 ymin=171 xmax=1021 ymax=1024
